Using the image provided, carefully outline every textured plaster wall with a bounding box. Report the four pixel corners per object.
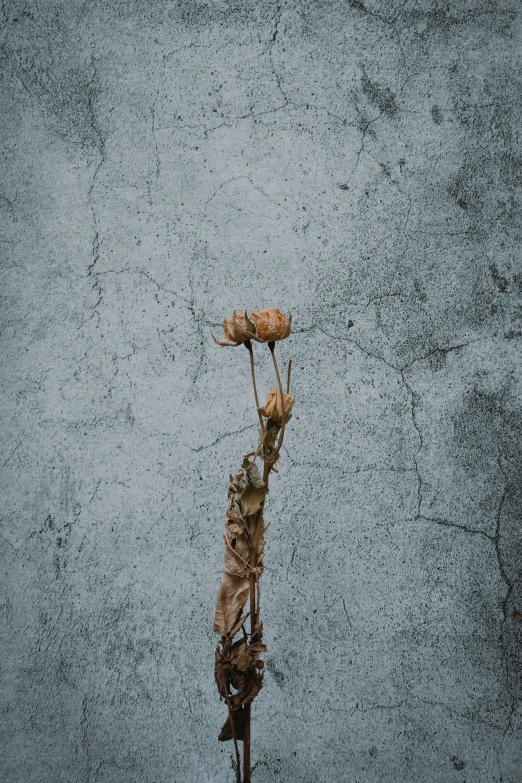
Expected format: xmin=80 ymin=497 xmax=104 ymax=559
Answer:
xmin=1 ymin=1 xmax=522 ymax=781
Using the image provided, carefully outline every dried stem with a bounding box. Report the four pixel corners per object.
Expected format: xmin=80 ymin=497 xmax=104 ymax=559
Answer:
xmin=233 ymin=337 xmax=291 ymax=783
xmin=269 ymin=343 xmax=286 ymax=457
xmin=223 ymin=682 xmax=242 ymax=783
xmin=245 ymin=341 xmax=266 ymax=437
xmin=243 ymin=704 xmax=250 ymax=782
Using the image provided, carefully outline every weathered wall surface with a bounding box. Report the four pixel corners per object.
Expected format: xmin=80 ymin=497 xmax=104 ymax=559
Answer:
xmin=1 ymin=1 xmax=521 ymax=781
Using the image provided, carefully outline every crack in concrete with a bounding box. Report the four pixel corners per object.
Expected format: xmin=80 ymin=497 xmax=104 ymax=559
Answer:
xmin=85 ymin=56 xmax=106 ymax=326
xmin=309 ymin=322 xmax=519 ymax=729
xmin=400 ymin=368 xmax=423 ymax=518
xmin=343 ymin=110 xmax=386 ymax=187
xmin=355 ymin=692 xmax=506 ymax=732
xmin=342 ymin=596 xmax=352 ymax=628
xmin=417 ymin=514 xmax=493 ymax=540
xmin=205 ymin=174 xmax=284 ymax=208
xmin=190 ymin=423 xmax=257 ymax=454
xmin=491 ymin=472 xmax=519 ymax=762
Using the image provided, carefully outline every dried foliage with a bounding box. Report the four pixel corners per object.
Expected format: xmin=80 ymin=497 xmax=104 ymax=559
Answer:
xmin=213 ymin=458 xmax=267 ymax=637
xmin=211 ymin=310 xmax=294 ymax=783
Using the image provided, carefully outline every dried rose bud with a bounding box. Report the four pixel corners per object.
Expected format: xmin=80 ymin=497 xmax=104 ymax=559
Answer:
xmin=261 ymin=387 xmax=295 ymax=424
xmin=211 ymin=309 xmax=256 ymax=347
xmin=224 ymin=310 xmax=255 ymax=342
xmin=250 ymin=308 xmax=292 ymax=343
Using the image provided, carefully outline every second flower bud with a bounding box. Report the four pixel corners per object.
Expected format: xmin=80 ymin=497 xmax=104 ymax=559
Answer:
xmin=260 ymin=388 xmax=296 ymax=425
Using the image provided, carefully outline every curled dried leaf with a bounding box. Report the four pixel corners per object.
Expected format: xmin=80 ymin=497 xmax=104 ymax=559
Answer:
xmin=262 ymin=419 xmax=281 ymax=451
xmin=215 ymin=632 xmax=267 ymax=743
xmin=249 ymin=641 xmax=268 ymax=653
xmin=228 ymin=471 xmax=247 ymax=497
xmin=228 ymin=612 xmax=250 ymax=639
xmin=242 ymin=456 xmax=266 ymax=489
xmin=222 ymin=531 xmax=251 ymax=578
xmin=233 ymin=643 xmax=253 ymax=673
xmin=231 ymin=671 xmax=263 ymax=709
xmin=214 ymin=572 xmax=250 ymax=637
xmin=239 ymin=481 xmax=266 ymax=518
xmin=226 ymin=517 xmax=246 ymax=538
xmin=218 ymin=707 xmax=248 ymax=742
xmin=226 ymin=500 xmax=246 ymax=534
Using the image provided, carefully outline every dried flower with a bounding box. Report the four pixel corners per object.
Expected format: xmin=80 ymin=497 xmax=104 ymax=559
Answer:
xmin=250 ymin=308 xmax=292 ymax=343
xmin=211 ymin=310 xmax=256 ymax=347
xmin=212 ymin=305 xmax=297 ymax=781
xmin=261 ymin=387 xmax=296 ymax=424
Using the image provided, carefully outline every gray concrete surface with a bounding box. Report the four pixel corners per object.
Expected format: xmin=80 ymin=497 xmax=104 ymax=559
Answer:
xmin=1 ymin=1 xmax=521 ymax=781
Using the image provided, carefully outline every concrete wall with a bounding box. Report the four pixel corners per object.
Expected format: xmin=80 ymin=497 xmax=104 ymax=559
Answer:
xmin=1 ymin=1 xmax=521 ymax=781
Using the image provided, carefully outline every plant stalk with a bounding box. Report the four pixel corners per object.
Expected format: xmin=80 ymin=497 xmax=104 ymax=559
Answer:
xmin=243 ymin=407 xmax=271 ymax=783
xmin=223 ymin=678 xmax=242 ymax=783
xmin=269 ymin=343 xmax=287 ymax=455
xmin=243 ymin=342 xmax=288 ymax=782
xmin=245 ymin=341 xmax=266 ymax=437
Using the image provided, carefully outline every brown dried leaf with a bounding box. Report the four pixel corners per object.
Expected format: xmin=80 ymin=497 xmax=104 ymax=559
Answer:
xmin=228 ymin=474 xmax=247 ymax=500
xmin=214 ymin=572 xmax=250 ymax=636
xmin=222 ymin=531 xmax=251 ymax=577
xmin=249 ymin=641 xmax=268 ymax=653
xmin=229 ymin=637 xmax=267 ymax=671
xmin=256 ymin=527 xmax=266 ymax=559
xmin=263 ymin=419 xmax=280 ymax=451
xmin=218 ymin=707 xmax=247 ymax=742
xmin=234 ymin=648 xmax=253 ymax=672
xmin=228 ymin=612 xmax=250 ymax=639
xmin=229 ymin=636 xmax=248 ymax=654
xmin=226 ymin=519 xmax=246 ymax=537
xmin=242 ymin=457 xmax=266 ymax=489
xmin=231 ymin=671 xmax=263 ymax=708
xmin=226 ymin=500 xmax=246 ymax=536
xmin=239 ymin=481 xmax=266 ymax=518
xmin=214 ymin=644 xmax=227 ymax=693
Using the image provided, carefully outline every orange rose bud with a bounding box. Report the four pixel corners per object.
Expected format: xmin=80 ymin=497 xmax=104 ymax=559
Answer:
xmin=250 ymin=308 xmax=292 ymax=342
xmin=262 ymin=387 xmax=295 ymax=424
xmin=211 ymin=310 xmax=256 ymax=347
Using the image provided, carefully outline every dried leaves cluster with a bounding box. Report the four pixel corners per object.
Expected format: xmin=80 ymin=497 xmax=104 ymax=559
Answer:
xmin=211 ymin=309 xmax=294 ymax=770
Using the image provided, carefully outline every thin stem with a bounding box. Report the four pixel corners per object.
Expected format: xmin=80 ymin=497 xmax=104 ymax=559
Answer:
xmin=287 ymin=359 xmax=292 ymax=394
xmin=269 ymin=343 xmax=287 ymax=456
xmin=223 ymin=684 xmax=242 ymax=783
xmin=245 ymin=341 xmax=266 ymax=437
xmin=256 ymin=571 xmax=260 ymax=621
xmin=243 ymin=704 xmax=250 ymax=783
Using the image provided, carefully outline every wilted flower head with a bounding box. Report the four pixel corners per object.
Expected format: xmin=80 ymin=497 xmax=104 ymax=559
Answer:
xmin=211 ymin=310 xmax=256 ymax=347
xmin=261 ymin=387 xmax=296 ymax=424
xmin=250 ymin=308 xmax=292 ymax=343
